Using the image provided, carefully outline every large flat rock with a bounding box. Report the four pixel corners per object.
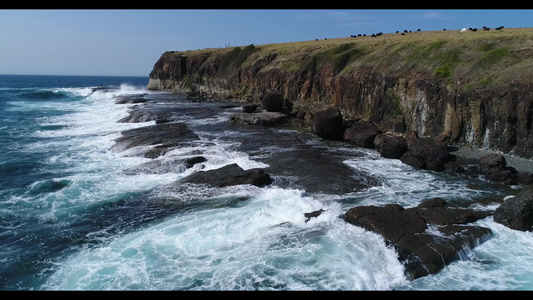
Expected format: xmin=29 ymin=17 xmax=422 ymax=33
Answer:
xmin=178 ymin=163 xmax=272 ymax=188
xmin=112 ymin=122 xmax=200 ymax=154
xmin=342 ymin=198 xmax=492 ymax=280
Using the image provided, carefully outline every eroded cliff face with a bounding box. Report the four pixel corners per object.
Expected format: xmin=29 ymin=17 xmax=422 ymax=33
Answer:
xmin=147 ymin=45 xmax=533 ymax=158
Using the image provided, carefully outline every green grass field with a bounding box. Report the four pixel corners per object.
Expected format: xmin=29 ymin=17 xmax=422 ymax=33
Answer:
xmin=174 ymin=27 xmax=533 ymax=91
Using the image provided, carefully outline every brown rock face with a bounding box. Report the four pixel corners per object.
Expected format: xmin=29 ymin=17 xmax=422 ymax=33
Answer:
xmin=147 ymin=47 xmax=533 ymax=159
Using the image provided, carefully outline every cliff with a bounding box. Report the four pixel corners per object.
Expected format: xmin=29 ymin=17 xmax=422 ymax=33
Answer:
xmin=147 ymin=28 xmax=533 ymax=158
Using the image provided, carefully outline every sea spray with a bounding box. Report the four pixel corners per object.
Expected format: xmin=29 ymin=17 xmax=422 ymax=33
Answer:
xmin=41 ymin=187 xmax=407 ymax=290
xmin=1 ymin=75 xmax=533 ymax=290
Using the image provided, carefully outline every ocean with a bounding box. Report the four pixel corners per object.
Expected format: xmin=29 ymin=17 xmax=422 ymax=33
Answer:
xmin=1 ymin=74 xmax=532 ymax=291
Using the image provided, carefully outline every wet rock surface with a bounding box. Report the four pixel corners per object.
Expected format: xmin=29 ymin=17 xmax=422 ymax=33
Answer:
xmin=179 ymin=163 xmax=272 ymax=188
xmin=111 ymin=93 xmax=533 ymax=282
xmin=123 ymin=156 xmax=206 ymax=175
xmin=342 ymin=198 xmax=492 ymax=280
xmin=112 ymin=122 xmax=200 ymax=155
xmin=494 ymin=189 xmax=533 ymax=231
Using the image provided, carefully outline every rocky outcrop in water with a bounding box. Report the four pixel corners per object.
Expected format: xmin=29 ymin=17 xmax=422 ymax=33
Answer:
xmin=123 ymin=156 xmax=206 ymax=175
xmin=179 ymin=163 xmax=272 ymax=188
xmin=342 ymin=198 xmax=492 ymax=280
xmin=112 ymin=122 xmax=200 ymax=157
xmin=109 ymin=89 xmax=533 ymax=282
xmin=494 ymin=189 xmax=533 ymax=231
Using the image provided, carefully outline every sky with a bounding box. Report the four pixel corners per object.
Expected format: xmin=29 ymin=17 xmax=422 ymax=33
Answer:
xmin=1 ymin=9 xmax=532 ymax=77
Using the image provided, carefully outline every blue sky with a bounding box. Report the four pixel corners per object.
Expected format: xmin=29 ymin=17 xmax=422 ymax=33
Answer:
xmin=0 ymin=9 xmax=532 ymax=77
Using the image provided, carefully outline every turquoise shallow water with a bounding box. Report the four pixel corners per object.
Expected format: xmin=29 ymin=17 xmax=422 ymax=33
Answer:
xmin=1 ymin=74 xmax=532 ymax=291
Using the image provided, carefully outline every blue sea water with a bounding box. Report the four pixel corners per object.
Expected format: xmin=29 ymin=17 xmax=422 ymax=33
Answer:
xmin=1 ymin=74 xmax=533 ymax=291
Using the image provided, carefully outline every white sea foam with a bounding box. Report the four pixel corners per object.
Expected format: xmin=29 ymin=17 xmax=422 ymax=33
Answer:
xmin=12 ymin=86 xmax=177 ymax=219
xmin=342 ymin=150 xmax=501 ymax=208
xmin=7 ymin=79 xmax=533 ymax=291
xmin=398 ymin=218 xmax=533 ymax=290
xmin=41 ymin=187 xmax=407 ymax=290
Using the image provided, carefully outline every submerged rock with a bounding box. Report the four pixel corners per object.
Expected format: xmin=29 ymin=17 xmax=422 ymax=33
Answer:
xmin=123 ymin=156 xmax=206 ymax=175
xmin=114 ymin=94 xmax=148 ymax=104
xmin=112 ymin=122 xmax=200 ymax=154
xmin=117 ymin=105 xmax=177 ymax=123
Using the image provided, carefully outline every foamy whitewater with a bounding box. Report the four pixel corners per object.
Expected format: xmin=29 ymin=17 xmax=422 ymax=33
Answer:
xmin=1 ymin=75 xmax=532 ymax=290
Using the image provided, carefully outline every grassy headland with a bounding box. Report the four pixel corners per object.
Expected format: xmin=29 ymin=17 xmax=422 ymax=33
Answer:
xmin=175 ymin=27 xmax=533 ymax=92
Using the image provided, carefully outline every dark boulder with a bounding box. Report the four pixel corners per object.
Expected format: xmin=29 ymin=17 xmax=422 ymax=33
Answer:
xmin=479 ymin=154 xmax=520 ymax=185
xmin=400 ymin=137 xmax=450 ymax=171
xmin=184 ymin=156 xmax=207 ymax=168
xmin=374 ymin=134 xmax=408 ymax=159
xmin=179 ymin=163 xmax=272 ymax=188
xmin=261 ymin=89 xmax=284 ymax=112
xmin=304 ymin=209 xmax=325 ymax=223
xmin=518 ymin=171 xmax=533 ymax=184
xmin=343 ymin=121 xmax=381 ymax=148
xmin=310 ymin=107 xmax=345 ymax=140
xmin=494 ymin=189 xmax=533 ymax=231
xmin=343 ymin=199 xmax=492 ymax=280
xmin=242 ymin=103 xmax=259 ymax=113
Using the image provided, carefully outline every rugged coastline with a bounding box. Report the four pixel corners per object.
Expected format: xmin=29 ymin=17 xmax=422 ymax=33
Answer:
xmin=147 ymin=28 xmax=533 ymax=159
xmin=138 ymin=28 xmax=533 ymax=281
xmin=112 ymin=90 xmax=533 ymax=280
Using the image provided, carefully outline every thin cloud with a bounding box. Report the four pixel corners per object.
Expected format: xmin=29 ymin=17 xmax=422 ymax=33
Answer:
xmin=320 ymin=10 xmax=379 ymax=27
xmin=410 ymin=10 xmax=454 ymax=20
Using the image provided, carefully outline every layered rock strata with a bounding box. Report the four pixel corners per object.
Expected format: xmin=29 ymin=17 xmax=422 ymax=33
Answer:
xmin=147 ymin=36 xmax=533 ymax=159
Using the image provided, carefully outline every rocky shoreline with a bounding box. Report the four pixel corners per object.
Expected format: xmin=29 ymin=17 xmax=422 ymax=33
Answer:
xmin=111 ymin=91 xmax=533 ymax=281
xmin=454 ymin=147 xmax=533 ymax=174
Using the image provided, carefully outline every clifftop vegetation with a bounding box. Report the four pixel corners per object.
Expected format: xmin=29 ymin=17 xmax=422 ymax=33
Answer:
xmin=164 ymin=27 xmax=533 ymax=92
